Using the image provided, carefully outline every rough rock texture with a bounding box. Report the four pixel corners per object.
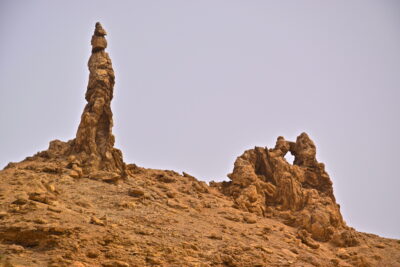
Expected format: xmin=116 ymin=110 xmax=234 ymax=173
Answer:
xmin=30 ymin=23 xmax=126 ymax=181
xmin=220 ymin=133 xmax=355 ymax=243
xmin=1 ymin=160 xmax=400 ymax=267
xmin=1 ymin=23 xmax=400 ymax=267
xmin=71 ymin=22 xmax=126 ymax=178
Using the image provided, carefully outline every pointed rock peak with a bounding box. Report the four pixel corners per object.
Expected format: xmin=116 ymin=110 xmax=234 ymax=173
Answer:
xmin=94 ymin=22 xmax=107 ymax=36
xmin=91 ymin=22 xmax=108 ymax=52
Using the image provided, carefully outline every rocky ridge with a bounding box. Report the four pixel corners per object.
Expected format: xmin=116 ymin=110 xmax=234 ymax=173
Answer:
xmin=0 ymin=23 xmax=399 ymax=267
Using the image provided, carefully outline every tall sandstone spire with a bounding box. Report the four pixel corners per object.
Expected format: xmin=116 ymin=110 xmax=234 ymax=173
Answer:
xmin=72 ymin=22 xmax=125 ymax=177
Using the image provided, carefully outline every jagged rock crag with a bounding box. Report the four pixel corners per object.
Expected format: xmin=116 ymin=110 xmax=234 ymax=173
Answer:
xmin=220 ymin=133 xmax=356 ymax=244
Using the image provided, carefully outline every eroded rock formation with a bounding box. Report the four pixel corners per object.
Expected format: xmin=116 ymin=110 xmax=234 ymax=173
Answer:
xmin=220 ymin=133 xmax=356 ymax=243
xmin=31 ymin=23 xmax=126 ymax=180
xmin=2 ymin=22 xmax=400 ymax=267
xmin=70 ymin=22 xmax=126 ymax=177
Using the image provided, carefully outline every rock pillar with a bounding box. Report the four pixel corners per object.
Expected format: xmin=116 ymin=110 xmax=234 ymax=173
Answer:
xmin=72 ymin=22 xmax=125 ymax=177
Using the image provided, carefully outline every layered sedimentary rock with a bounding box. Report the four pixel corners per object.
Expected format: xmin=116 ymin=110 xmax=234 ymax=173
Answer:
xmin=220 ymin=133 xmax=356 ymax=243
xmin=70 ymin=22 xmax=126 ymax=177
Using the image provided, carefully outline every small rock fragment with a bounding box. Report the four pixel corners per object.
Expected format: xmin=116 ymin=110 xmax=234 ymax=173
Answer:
xmin=336 ymin=248 xmax=350 ymax=259
xmin=48 ymin=206 xmax=62 ymax=213
xmin=243 ymin=213 xmax=257 ymax=224
xmin=90 ymin=216 xmax=105 ymax=226
xmin=128 ymin=188 xmax=145 ymax=197
xmin=46 ymin=183 xmax=57 ymax=193
xmin=7 ymin=244 xmax=25 ymax=253
xmin=166 ymin=199 xmax=189 ymax=210
xmin=331 ymin=229 xmax=360 ymax=247
xmin=29 ymin=192 xmax=55 ymax=205
xmin=69 ymin=170 xmax=81 ymax=179
xmin=297 ymin=229 xmax=320 ymax=249
xmin=12 ymin=193 xmax=29 ymax=205
xmin=102 ymin=261 xmax=130 ymax=267
xmin=157 ymin=174 xmax=176 ymax=183
xmin=89 ymin=171 xmax=120 ymax=183
xmin=0 ymin=211 xmax=7 ymax=219
xmin=223 ymin=213 xmax=241 ymax=222
xmin=208 ymin=233 xmax=223 ymax=240
xmin=87 ymin=250 xmax=99 ymax=258
xmin=71 ymin=262 xmax=87 ymax=267
xmin=33 ymin=218 xmax=48 ymax=224
xmin=166 ymin=190 xmax=176 ymax=198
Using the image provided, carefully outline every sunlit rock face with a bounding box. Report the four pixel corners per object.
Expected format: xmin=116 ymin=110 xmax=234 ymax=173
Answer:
xmin=220 ymin=133 xmax=354 ymax=242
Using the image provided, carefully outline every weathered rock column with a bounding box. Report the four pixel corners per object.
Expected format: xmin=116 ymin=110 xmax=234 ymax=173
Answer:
xmin=72 ymin=22 xmax=125 ymax=178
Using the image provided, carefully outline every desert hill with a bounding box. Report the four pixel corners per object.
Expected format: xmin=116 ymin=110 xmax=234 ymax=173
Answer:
xmin=0 ymin=23 xmax=399 ymax=267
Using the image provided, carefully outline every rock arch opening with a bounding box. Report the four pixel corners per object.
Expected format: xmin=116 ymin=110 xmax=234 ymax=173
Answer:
xmin=284 ymin=152 xmax=295 ymax=164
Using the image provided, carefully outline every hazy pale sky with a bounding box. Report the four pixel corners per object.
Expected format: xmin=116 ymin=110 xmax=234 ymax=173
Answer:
xmin=0 ymin=1 xmax=399 ymax=239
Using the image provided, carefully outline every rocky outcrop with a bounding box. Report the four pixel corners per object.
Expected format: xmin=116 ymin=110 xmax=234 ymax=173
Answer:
xmin=26 ymin=23 xmax=126 ymax=180
xmin=220 ymin=133 xmax=355 ymax=243
xmin=70 ymin=22 xmax=125 ymax=177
